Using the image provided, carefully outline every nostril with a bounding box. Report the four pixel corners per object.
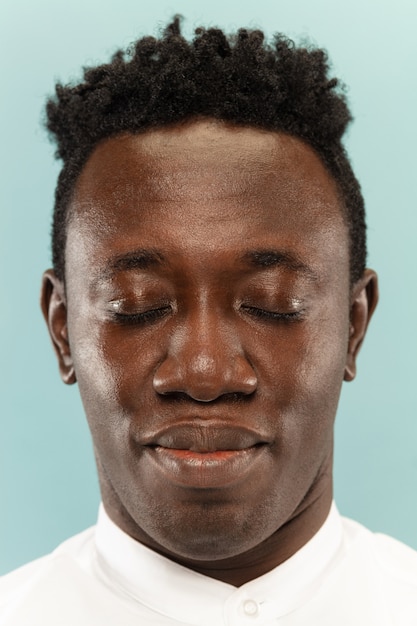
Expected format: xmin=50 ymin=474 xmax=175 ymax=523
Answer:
xmin=153 ymin=366 xmax=257 ymax=402
xmin=153 ymin=344 xmax=257 ymax=401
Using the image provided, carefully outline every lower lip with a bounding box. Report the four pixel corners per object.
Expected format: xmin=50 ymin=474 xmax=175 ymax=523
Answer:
xmin=145 ymin=445 xmax=267 ymax=489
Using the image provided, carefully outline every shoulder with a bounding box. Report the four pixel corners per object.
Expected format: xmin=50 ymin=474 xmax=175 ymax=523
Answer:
xmin=0 ymin=557 xmax=47 ymax=608
xmin=373 ymin=530 xmax=417 ymax=585
xmin=0 ymin=526 xmax=96 ymax=617
xmin=341 ymin=515 xmax=417 ymax=581
xmin=340 ymin=515 xmax=417 ymax=621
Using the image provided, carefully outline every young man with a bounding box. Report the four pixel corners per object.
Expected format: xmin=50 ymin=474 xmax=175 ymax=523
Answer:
xmin=1 ymin=18 xmax=416 ymax=625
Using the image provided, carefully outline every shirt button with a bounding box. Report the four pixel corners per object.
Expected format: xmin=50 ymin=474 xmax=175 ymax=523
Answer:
xmin=243 ymin=599 xmax=259 ymax=616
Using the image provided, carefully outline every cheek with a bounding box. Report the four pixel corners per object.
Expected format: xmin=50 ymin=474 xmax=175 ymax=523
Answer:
xmin=252 ymin=310 xmax=350 ymax=434
xmin=68 ymin=319 xmax=165 ymax=445
xmin=300 ymin=321 xmax=349 ymax=404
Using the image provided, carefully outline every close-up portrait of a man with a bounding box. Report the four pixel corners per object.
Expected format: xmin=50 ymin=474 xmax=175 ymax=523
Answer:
xmin=1 ymin=12 xmax=416 ymax=626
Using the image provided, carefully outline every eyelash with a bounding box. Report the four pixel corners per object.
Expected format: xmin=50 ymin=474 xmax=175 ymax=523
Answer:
xmin=111 ymin=305 xmax=303 ymax=326
xmin=112 ymin=306 xmax=172 ymax=325
xmin=241 ymin=306 xmax=303 ymax=322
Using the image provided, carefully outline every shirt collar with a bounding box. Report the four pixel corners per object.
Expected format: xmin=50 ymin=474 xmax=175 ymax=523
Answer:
xmin=94 ymin=502 xmax=344 ymax=626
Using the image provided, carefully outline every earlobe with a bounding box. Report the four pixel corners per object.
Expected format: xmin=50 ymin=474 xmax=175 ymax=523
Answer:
xmin=40 ymin=269 xmax=76 ymax=385
xmin=344 ymin=269 xmax=379 ymax=382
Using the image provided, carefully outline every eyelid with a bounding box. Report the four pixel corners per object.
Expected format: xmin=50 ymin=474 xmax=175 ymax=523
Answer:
xmin=108 ymin=297 xmax=170 ymax=312
xmin=107 ymin=299 xmax=172 ymax=324
xmin=109 ymin=299 xmax=123 ymax=312
xmin=112 ymin=306 xmax=172 ymax=325
xmin=238 ymin=298 xmax=305 ymax=322
xmin=239 ymin=303 xmax=305 ymax=322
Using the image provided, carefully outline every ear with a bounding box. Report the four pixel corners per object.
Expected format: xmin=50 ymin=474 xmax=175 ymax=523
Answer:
xmin=40 ymin=269 xmax=76 ymax=385
xmin=344 ymin=269 xmax=379 ymax=382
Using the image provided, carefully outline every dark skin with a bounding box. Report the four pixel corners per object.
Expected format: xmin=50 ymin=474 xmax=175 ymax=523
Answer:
xmin=41 ymin=119 xmax=378 ymax=586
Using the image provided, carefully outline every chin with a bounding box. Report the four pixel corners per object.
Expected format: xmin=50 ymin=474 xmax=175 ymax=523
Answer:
xmin=140 ymin=496 xmax=283 ymax=563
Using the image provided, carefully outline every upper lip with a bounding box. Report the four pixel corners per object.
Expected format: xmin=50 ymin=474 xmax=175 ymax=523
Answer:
xmin=140 ymin=422 xmax=271 ymax=452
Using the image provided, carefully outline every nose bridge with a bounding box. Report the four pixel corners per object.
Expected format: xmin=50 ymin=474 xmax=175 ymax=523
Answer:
xmin=184 ymin=303 xmax=231 ymax=372
xmin=152 ymin=297 xmax=257 ymax=401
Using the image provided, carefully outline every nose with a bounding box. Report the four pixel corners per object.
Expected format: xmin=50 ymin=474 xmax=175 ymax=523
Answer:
xmin=153 ymin=312 xmax=257 ymax=402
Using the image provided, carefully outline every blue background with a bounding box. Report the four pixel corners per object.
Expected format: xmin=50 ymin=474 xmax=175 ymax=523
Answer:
xmin=1 ymin=0 xmax=416 ymax=575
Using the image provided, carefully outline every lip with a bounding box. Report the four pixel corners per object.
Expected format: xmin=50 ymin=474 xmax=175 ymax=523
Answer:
xmin=140 ymin=422 xmax=271 ymax=489
xmin=141 ymin=422 xmax=270 ymax=450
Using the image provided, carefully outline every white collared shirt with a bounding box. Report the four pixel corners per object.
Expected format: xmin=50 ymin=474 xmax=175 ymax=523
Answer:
xmin=1 ymin=503 xmax=417 ymax=625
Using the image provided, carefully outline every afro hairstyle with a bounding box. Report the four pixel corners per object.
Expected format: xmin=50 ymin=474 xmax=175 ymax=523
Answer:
xmin=45 ymin=17 xmax=366 ymax=284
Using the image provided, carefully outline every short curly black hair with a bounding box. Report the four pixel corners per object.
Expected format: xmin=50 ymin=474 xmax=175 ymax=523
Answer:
xmin=46 ymin=17 xmax=366 ymax=284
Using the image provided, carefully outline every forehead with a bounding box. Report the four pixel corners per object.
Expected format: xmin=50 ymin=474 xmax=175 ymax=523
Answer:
xmin=67 ymin=120 xmax=348 ymax=282
xmin=72 ymin=119 xmax=342 ymax=209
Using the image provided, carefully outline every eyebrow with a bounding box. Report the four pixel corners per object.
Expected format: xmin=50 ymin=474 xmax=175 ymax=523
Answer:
xmin=98 ymin=249 xmax=165 ymax=280
xmin=242 ymin=249 xmax=319 ymax=281
xmin=97 ymin=247 xmax=318 ymax=282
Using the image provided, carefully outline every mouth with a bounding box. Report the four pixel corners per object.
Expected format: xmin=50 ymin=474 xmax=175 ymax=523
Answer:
xmin=141 ymin=423 xmax=271 ymax=489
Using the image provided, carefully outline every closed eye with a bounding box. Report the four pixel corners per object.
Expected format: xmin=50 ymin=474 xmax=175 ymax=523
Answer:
xmin=112 ymin=306 xmax=172 ymax=325
xmin=241 ymin=305 xmax=304 ymax=322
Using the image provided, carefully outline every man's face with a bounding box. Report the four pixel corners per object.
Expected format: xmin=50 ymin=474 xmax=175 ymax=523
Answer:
xmin=43 ymin=120 xmax=376 ymax=577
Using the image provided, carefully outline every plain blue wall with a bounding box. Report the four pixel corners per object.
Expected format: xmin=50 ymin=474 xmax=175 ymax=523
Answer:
xmin=1 ymin=0 xmax=416 ymax=575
